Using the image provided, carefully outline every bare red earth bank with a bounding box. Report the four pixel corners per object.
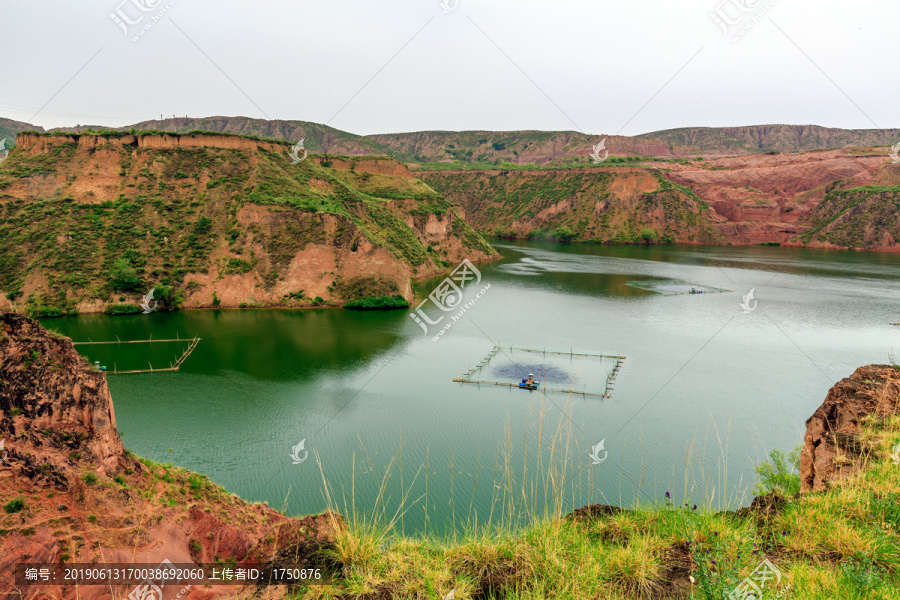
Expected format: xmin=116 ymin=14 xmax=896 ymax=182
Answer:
xmin=419 ymin=148 xmax=900 ymax=250
xmin=664 ymin=149 xmax=900 ymax=249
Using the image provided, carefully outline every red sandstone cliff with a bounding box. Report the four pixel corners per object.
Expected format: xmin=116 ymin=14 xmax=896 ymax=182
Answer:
xmin=0 ymin=313 xmax=342 ymax=599
xmin=800 ymin=364 xmax=900 ymax=493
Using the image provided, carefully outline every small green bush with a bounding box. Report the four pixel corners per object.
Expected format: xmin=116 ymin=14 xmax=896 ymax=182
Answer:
xmin=27 ymin=305 xmax=64 ymax=318
xmin=104 ymin=303 xmax=142 ymax=315
xmin=82 ymin=472 xmax=98 ymax=485
xmin=554 ymin=226 xmax=575 ymax=242
xmin=639 ymin=228 xmax=659 ymax=244
xmin=152 ymin=284 xmax=183 ymax=310
xmin=345 ymin=295 xmax=410 ymax=310
xmin=754 ymin=447 xmax=801 ymax=496
xmin=108 ymin=258 xmax=142 ymax=292
xmin=4 ymin=498 xmax=25 ymax=514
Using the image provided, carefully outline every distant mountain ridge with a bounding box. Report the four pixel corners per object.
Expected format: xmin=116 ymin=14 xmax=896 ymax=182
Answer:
xmin=2 ymin=115 xmax=897 ymax=161
xmin=0 ymin=117 xmax=42 ymax=147
xmin=637 ymin=124 xmax=900 ymax=156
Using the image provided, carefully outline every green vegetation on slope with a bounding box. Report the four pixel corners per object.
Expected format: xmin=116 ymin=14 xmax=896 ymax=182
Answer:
xmin=419 ymin=167 xmax=724 ymax=245
xmin=799 ymin=185 xmax=900 ymax=249
xmin=0 ymin=133 xmax=493 ymax=314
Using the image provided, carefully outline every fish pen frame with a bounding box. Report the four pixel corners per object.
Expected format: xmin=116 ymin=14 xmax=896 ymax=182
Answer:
xmin=625 ymin=280 xmax=732 ymax=296
xmin=453 ymin=344 xmax=625 ymax=398
xmin=72 ymin=335 xmax=201 ymax=374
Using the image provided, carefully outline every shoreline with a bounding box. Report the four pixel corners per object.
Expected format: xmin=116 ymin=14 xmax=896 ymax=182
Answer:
xmin=23 ymin=240 xmax=900 ymax=318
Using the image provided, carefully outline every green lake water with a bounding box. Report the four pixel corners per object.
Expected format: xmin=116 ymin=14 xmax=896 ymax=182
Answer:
xmin=43 ymin=242 xmax=900 ymax=536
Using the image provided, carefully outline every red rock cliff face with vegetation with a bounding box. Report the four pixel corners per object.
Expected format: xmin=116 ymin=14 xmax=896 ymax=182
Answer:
xmin=800 ymin=364 xmax=900 ymax=493
xmin=0 ymin=312 xmax=343 ymax=599
xmin=419 ymin=148 xmax=900 ymax=250
xmin=0 ymin=132 xmax=497 ymax=317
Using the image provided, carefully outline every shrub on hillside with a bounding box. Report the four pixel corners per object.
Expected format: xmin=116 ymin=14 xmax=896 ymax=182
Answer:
xmin=754 ymin=447 xmax=801 ymax=496
xmin=152 ymin=284 xmax=184 ymax=310
xmin=639 ymin=228 xmax=659 ymax=244
xmin=108 ymin=258 xmax=141 ymax=292
xmin=333 ymin=276 xmax=401 ymax=302
xmin=554 ymin=226 xmax=575 ymax=242
xmin=345 ymin=295 xmax=410 ymax=310
xmin=104 ymin=303 xmax=142 ymax=315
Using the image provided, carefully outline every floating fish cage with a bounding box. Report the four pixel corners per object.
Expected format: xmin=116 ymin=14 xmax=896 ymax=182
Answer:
xmin=72 ymin=335 xmax=201 ymax=374
xmin=454 ymin=344 xmax=625 ymax=399
xmin=625 ymin=280 xmax=732 ymax=296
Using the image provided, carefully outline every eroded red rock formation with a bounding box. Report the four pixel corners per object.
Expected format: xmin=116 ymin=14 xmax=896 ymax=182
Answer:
xmin=800 ymin=364 xmax=900 ymax=493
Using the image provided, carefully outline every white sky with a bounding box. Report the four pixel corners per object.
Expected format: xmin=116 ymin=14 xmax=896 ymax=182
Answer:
xmin=1 ymin=0 xmax=897 ymax=135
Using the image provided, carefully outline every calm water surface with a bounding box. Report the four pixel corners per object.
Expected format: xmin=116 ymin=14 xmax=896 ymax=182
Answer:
xmin=45 ymin=242 xmax=900 ymax=535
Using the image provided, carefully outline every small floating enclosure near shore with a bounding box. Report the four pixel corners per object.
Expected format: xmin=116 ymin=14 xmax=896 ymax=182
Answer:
xmin=625 ymin=279 xmax=732 ymax=296
xmin=72 ymin=335 xmax=201 ymax=374
xmin=453 ymin=344 xmax=625 ymax=398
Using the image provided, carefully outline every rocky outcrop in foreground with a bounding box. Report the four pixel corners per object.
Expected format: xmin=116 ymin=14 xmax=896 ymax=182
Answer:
xmin=0 ymin=312 xmax=125 ymax=477
xmin=0 ymin=313 xmax=342 ymax=599
xmin=800 ymin=364 xmax=900 ymax=492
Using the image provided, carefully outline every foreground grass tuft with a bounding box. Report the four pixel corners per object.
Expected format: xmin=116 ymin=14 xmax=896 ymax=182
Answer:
xmin=301 ymin=414 xmax=900 ymax=599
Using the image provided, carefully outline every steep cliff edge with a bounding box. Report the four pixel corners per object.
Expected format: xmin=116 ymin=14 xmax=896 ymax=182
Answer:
xmin=0 ymin=131 xmax=497 ymax=316
xmin=0 ymin=312 xmax=125 ymax=477
xmin=0 ymin=312 xmax=342 ymax=599
xmin=800 ymin=364 xmax=900 ymax=493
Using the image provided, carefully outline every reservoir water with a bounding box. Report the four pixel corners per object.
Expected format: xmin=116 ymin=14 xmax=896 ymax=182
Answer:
xmin=44 ymin=241 xmax=900 ymax=536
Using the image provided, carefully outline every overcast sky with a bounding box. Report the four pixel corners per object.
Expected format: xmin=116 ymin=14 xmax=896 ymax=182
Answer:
xmin=1 ymin=0 xmax=897 ymax=136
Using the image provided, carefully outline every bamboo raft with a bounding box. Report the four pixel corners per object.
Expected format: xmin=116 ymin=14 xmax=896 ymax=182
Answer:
xmin=454 ymin=344 xmax=625 ymax=399
xmin=73 ymin=333 xmax=192 ymax=345
xmin=73 ymin=336 xmax=201 ymax=375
